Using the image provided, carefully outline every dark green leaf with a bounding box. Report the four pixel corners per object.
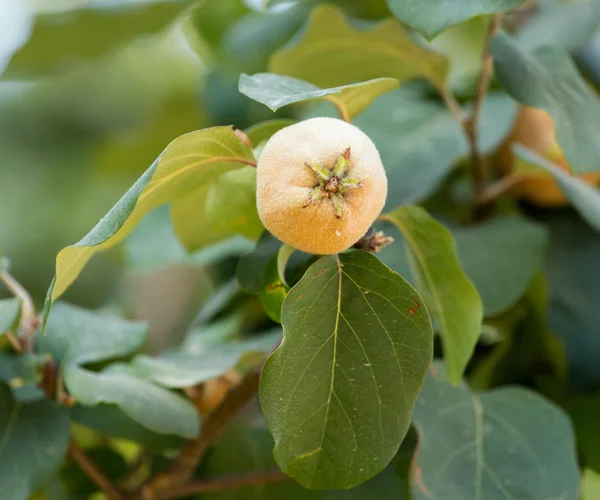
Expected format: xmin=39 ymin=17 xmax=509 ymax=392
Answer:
xmin=0 ymin=384 xmax=70 ymax=500
xmin=517 ymin=0 xmax=600 ymax=51
xmin=354 ymin=88 xmax=517 ymax=208
xmin=260 ymin=255 xmax=290 ymax=323
xmin=72 ymin=404 xmax=185 ymax=451
xmin=383 ymin=206 xmax=482 ymax=384
xmin=245 ymin=119 xmax=296 ymax=147
xmin=65 ymin=365 xmax=199 ymax=439
xmin=260 ymin=251 xmax=433 ymax=489
xmin=453 ymin=215 xmax=548 ymax=316
xmin=4 ymin=1 xmax=195 ymax=79
xmin=237 ymin=232 xmax=282 ymax=294
xmin=0 ymin=297 xmax=20 ymax=334
xmin=412 ymin=363 xmax=580 ymax=500
xmin=239 ymin=73 xmax=398 ymax=120
xmin=43 ymin=126 xmax=256 ymax=322
xmin=128 ymin=331 xmax=280 ymax=388
xmin=491 ymin=32 xmax=600 ymax=174
xmin=386 ymin=0 xmax=524 ymax=40
xmin=514 ymin=145 xmax=600 ymax=233
xmin=270 ymin=5 xmax=449 ymax=91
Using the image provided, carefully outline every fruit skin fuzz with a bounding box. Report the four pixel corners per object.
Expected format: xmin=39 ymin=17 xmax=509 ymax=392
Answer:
xmin=256 ymin=117 xmax=387 ymax=255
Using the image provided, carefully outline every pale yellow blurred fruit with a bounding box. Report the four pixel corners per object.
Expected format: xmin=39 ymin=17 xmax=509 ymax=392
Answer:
xmin=500 ymin=106 xmax=600 ymax=207
xmin=256 ymin=117 xmax=387 ymax=254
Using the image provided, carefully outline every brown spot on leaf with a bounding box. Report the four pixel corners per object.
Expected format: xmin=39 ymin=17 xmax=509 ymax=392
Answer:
xmin=408 ymin=301 xmax=420 ymax=316
xmin=313 ymin=269 xmax=326 ymax=279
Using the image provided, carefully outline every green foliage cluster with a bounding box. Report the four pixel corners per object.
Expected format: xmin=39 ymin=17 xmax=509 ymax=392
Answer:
xmin=2 ymin=0 xmax=600 ymax=499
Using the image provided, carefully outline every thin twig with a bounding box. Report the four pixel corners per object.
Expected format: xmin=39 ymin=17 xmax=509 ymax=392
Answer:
xmin=476 ymin=173 xmax=542 ymax=205
xmin=137 ymin=369 xmax=262 ymax=499
xmin=0 ymin=269 xmax=38 ymax=352
xmin=439 ymin=86 xmax=467 ymax=126
xmin=68 ymin=440 xmax=123 ymax=500
xmin=464 ymin=14 xmax=503 ymax=197
xmin=162 ymin=470 xmax=291 ymax=499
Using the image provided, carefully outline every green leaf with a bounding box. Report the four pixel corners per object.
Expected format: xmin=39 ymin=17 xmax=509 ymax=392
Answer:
xmin=4 ymin=1 xmax=195 ymax=79
xmin=0 ymin=297 xmax=20 ymax=335
xmin=239 ymin=73 xmax=398 ymax=121
xmin=260 ymin=251 xmax=433 ymax=489
xmin=260 ymin=255 xmax=290 ymax=323
xmin=514 ymin=145 xmax=600 ymax=233
xmin=72 ymin=404 xmax=185 ymax=451
xmin=38 ymin=302 xmax=148 ymax=367
xmin=568 ymin=390 xmax=600 ymax=473
xmin=0 ymin=352 xmax=47 ymax=403
xmin=237 ymin=232 xmax=283 ymax=294
xmin=127 ymin=331 xmax=280 ymax=388
xmin=43 ymin=126 xmax=256 ymax=322
xmin=0 ymin=384 xmax=70 ymax=500
xmin=124 ymin=206 xmax=254 ymax=272
xmin=171 ymin=165 xmax=264 ymax=252
xmin=386 ymin=0 xmax=524 ymax=40
xmin=269 ymin=5 xmax=449 ymax=91
xmin=491 ymin=32 xmax=600 ymax=175
xmin=65 ymin=364 xmax=199 ymax=439
xmin=582 ymin=469 xmax=600 ymax=500
xmin=517 ymin=0 xmax=600 ymax=51
xmin=277 ymin=244 xmax=296 ymax=288
xmin=383 ymin=206 xmax=482 ymax=384
xmin=245 ymin=119 xmax=296 ymax=147
xmin=412 ymin=363 xmax=580 ymax=500
xmin=453 ymin=215 xmax=549 ymax=316
xmin=354 ymin=88 xmax=518 ymax=208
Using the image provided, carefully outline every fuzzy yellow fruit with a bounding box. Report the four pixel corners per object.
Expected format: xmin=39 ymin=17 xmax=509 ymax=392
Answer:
xmin=256 ymin=117 xmax=387 ymax=255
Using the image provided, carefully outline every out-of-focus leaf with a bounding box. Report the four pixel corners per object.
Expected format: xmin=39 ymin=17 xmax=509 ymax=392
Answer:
xmin=65 ymin=365 xmax=199 ymax=439
xmin=517 ymin=0 xmax=600 ymax=51
xmin=128 ymin=330 xmax=280 ymax=388
xmin=582 ymin=469 xmax=600 ymax=500
xmin=0 ymin=297 xmax=20 ymax=335
xmin=182 ymin=313 xmax=245 ymax=352
xmin=43 ymin=126 xmax=256 ymax=324
xmin=0 ymin=352 xmax=47 ymax=403
xmin=386 ymin=0 xmax=524 ymax=40
xmin=492 ymin=32 xmax=600 ymax=174
xmin=568 ymin=391 xmax=600 ymax=473
xmin=171 ymin=165 xmax=263 ymax=252
xmin=383 ymin=206 xmax=482 ymax=384
xmin=4 ymin=1 xmax=195 ymax=78
xmin=72 ymin=404 xmax=185 ymax=451
xmin=0 ymin=384 xmax=70 ymax=500
xmin=354 ymin=88 xmax=518 ymax=208
xmin=515 ymin=145 xmax=600 ymax=233
xmin=239 ymin=73 xmax=398 ymax=120
xmin=412 ymin=363 xmax=580 ymax=500
xmin=0 ymin=0 xmax=32 ymax=75
xmin=237 ymin=232 xmax=282 ymax=294
xmin=270 ymin=5 xmax=449 ymax=91
xmin=245 ymin=119 xmax=295 ymax=147
xmin=260 ymin=251 xmax=433 ymax=489
xmin=124 ymin=206 xmax=255 ymax=272
xmin=453 ymin=215 xmax=548 ymax=316
xmin=259 ymin=255 xmax=289 ymax=323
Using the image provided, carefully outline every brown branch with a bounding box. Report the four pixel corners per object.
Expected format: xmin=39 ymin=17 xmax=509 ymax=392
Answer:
xmin=68 ymin=439 xmax=123 ymax=500
xmin=464 ymin=14 xmax=503 ymax=197
xmin=137 ymin=369 xmax=262 ymax=499
xmin=161 ymin=469 xmax=291 ymax=500
xmin=439 ymin=86 xmax=467 ymax=127
xmin=0 ymin=269 xmax=38 ymax=352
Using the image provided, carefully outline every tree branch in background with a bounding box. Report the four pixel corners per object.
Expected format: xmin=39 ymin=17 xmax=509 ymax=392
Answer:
xmin=68 ymin=439 xmax=124 ymax=500
xmin=0 ymin=269 xmax=39 ymax=352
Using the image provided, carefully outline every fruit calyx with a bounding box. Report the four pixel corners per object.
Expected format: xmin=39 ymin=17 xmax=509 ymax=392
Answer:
xmin=302 ymin=147 xmax=363 ymax=218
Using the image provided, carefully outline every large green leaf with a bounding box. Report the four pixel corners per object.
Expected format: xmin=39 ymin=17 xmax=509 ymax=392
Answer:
xmin=260 ymin=251 xmax=433 ymax=489
xmin=383 ymin=206 xmax=483 ymax=384
xmin=269 ymin=5 xmax=449 ymax=91
xmin=170 ymin=165 xmax=263 ymax=252
xmin=353 ymin=88 xmax=518 ymax=208
xmin=65 ymin=364 xmax=199 ymax=439
xmin=4 ymin=1 xmax=194 ymax=78
xmin=491 ymin=32 xmax=600 ymax=174
xmin=43 ymin=126 xmax=256 ymax=322
xmin=453 ymin=215 xmax=549 ymax=316
xmin=128 ymin=331 xmax=280 ymax=388
xmin=386 ymin=0 xmax=524 ymax=40
xmin=517 ymin=0 xmax=600 ymax=51
xmin=0 ymin=297 xmax=20 ymax=335
xmin=514 ymin=145 xmax=600 ymax=233
xmin=239 ymin=73 xmax=398 ymax=121
xmin=412 ymin=363 xmax=580 ymax=500
xmin=0 ymin=384 xmax=70 ymax=500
